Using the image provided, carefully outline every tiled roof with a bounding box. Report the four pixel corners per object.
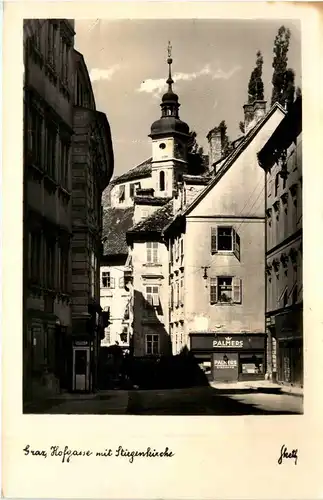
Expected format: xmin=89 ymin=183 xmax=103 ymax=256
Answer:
xmin=102 ymin=206 xmax=134 ymax=256
xmin=128 ymin=200 xmax=174 ymax=236
xmin=112 ymin=157 xmax=152 ymax=184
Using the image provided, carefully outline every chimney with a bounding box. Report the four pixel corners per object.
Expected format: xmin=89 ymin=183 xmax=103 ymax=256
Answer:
xmin=207 ymin=127 xmax=222 ymax=168
xmin=243 ymin=101 xmax=267 ymax=134
xmin=253 ymin=100 xmax=267 ymax=121
xmin=243 ymin=103 xmax=254 ymax=134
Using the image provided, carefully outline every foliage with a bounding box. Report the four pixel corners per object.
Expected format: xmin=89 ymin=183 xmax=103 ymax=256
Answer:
xmin=248 ymin=50 xmax=264 ymax=103
xmin=271 ymin=26 xmax=295 ymax=108
xmin=218 ymin=120 xmax=233 ymax=157
xmin=239 ymin=121 xmax=245 ymax=134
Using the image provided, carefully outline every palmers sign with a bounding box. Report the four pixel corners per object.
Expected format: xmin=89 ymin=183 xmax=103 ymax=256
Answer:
xmin=189 ymin=333 xmax=266 ymax=351
xmin=213 ymin=337 xmax=243 ymax=348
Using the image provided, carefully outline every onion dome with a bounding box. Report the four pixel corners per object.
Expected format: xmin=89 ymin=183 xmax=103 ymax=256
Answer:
xmin=149 ymin=41 xmax=189 ymax=138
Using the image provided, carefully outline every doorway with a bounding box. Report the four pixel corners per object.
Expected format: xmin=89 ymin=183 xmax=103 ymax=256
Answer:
xmin=73 ymin=347 xmax=90 ymax=391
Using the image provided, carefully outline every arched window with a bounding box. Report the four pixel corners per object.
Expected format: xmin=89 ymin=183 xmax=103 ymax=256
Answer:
xmin=160 ymin=171 xmax=165 ymax=191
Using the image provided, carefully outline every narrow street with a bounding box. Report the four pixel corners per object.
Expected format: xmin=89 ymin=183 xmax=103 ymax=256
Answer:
xmin=24 ymin=386 xmax=302 ymax=415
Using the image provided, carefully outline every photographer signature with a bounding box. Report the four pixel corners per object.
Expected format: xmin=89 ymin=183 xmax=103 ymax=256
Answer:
xmin=277 ymin=444 xmax=298 ymax=465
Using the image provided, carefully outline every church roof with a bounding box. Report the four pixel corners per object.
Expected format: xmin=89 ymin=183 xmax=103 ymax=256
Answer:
xmin=127 ymin=200 xmax=174 ymax=238
xmin=112 ymin=157 xmax=152 ymax=184
xmin=102 ymin=206 xmax=134 ymax=256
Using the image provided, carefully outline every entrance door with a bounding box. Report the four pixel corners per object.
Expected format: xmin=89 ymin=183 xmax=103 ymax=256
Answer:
xmin=73 ymin=347 xmax=90 ymax=391
xmin=213 ymin=352 xmax=239 ymax=382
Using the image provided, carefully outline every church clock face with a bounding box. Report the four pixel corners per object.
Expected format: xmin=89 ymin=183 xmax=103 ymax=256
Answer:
xmin=174 ymin=141 xmax=184 ymax=159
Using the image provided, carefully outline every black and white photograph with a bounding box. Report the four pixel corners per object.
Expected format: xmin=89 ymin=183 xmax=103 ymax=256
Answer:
xmin=22 ymin=16 xmax=303 ymax=416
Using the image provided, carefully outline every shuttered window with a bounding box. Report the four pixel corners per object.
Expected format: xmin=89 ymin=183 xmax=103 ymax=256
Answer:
xmin=211 ymin=226 xmax=240 ymax=260
xmin=210 ymin=277 xmax=217 ymax=304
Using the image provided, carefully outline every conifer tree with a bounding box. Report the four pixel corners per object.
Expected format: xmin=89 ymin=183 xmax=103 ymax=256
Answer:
xmin=271 ymin=26 xmax=295 ymax=107
xmin=248 ymin=50 xmax=264 ymax=103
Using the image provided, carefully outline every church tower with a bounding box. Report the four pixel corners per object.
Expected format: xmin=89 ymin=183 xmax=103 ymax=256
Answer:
xmin=149 ymin=42 xmax=190 ymax=198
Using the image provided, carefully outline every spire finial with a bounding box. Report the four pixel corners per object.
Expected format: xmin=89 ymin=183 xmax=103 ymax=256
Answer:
xmin=166 ymin=40 xmax=174 ymax=91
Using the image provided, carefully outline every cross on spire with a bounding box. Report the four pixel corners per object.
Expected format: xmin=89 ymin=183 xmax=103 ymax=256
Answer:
xmin=166 ymin=40 xmax=174 ymax=91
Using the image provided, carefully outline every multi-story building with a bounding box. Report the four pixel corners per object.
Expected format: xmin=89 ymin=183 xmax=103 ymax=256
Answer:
xmin=23 ymin=19 xmax=76 ymax=402
xmin=257 ymin=95 xmax=302 ymax=388
xmin=23 ymin=21 xmax=114 ymax=403
xmin=69 ymin=50 xmax=114 ymax=392
xmin=163 ymin=99 xmax=286 ymax=382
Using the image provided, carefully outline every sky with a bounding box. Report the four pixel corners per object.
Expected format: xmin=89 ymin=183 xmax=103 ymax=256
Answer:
xmin=75 ymin=19 xmax=301 ymax=178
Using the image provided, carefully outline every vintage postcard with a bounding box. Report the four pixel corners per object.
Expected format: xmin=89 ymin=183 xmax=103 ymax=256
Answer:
xmin=2 ymin=1 xmax=323 ymax=498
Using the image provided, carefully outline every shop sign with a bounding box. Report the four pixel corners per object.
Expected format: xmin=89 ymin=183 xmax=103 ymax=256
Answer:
xmin=74 ymin=340 xmax=89 ymax=347
xmin=214 ymin=359 xmax=237 ymax=369
xmin=213 ymin=337 xmax=243 ymax=348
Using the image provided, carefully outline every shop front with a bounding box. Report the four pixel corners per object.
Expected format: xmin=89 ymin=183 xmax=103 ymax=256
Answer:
xmin=190 ymin=333 xmax=267 ymax=382
xmin=274 ymin=307 xmax=303 ymax=387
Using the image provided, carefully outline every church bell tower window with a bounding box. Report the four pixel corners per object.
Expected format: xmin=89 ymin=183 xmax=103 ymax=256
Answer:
xmin=160 ymin=171 xmax=165 ymax=192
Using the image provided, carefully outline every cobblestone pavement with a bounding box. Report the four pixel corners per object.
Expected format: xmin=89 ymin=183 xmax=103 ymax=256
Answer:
xmin=24 ymin=386 xmax=303 ymax=415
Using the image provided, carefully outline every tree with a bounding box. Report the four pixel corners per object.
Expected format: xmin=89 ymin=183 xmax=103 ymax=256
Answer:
xmin=271 ymin=26 xmax=295 ymax=108
xmin=187 ymin=130 xmax=207 ymax=174
xmin=248 ymin=50 xmax=264 ymax=103
xmin=218 ymin=120 xmax=232 ymax=157
xmin=239 ymin=121 xmax=245 ymax=134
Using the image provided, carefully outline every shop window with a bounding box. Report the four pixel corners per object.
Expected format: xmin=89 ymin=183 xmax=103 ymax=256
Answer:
xmin=211 ymin=226 xmax=240 ymax=260
xmin=146 ymin=241 xmax=158 ymax=263
xmin=240 ymin=353 xmax=264 ymax=375
xmin=146 ymin=334 xmax=159 ymax=355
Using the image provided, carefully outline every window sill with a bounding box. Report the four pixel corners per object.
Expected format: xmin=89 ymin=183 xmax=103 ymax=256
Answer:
xmin=143 ymin=263 xmax=162 ymax=267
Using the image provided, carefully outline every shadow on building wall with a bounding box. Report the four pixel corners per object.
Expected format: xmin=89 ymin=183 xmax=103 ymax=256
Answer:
xmin=98 ymin=290 xmax=208 ymax=390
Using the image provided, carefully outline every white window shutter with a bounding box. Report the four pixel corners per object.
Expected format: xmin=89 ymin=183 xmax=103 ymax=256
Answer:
xmin=211 ymin=227 xmax=217 ymax=254
xmin=233 ymin=229 xmax=241 ymax=261
xmin=210 ymin=277 xmax=217 ymax=304
xmin=233 ymin=277 xmax=242 ymax=303
xmin=152 ymin=294 xmax=159 ymax=307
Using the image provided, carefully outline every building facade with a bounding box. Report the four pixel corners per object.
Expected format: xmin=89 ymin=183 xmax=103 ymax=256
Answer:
xmin=23 ymin=19 xmax=76 ymax=402
xmin=164 ymin=100 xmax=286 ymax=382
xmin=70 ymin=50 xmax=114 ymax=392
xmin=258 ymin=96 xmax=303 ymax=388
xmin=23 ymin=21 xmax=114 ymax=403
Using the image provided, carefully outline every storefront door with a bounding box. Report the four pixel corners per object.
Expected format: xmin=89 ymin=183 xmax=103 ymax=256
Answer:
xmin=213 ymin=352 xmax=239 ymax=382
xmin=73 ymin=347 xmax=90 ymax=391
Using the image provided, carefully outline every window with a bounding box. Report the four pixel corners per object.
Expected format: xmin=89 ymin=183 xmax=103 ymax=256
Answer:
xmin=160 ymin=171 xmax=165 ymax=191
xmin=28 ymin=231 xmax=42 ymax=284
xmin=283 ymin=289 xmax=288 ymax=307
xmin=28 ymin=107 xmax=43 ymax=166
xmin=130 ymin=182 xmax=141 ymax=199
xmin=118 ymin=184 xmax=125 ymax=203
xmin=170 ymin=284 xmax=174 ymax=309
xmin=146 ymin=334 xmax=159 ymax=355
xmin=102 ymin=271 xmax=114 ymax=288
xmin=60 ymin=37 xmax=69 ymax=83
xmin=211 ymin=226 xmax=240 ymax=260
xmin=120 ymin=326 xmax=128 ymax=343
xmin=44 ymin=235 xmax=56 ymax=290
xmin=59 ymin=243 xmax=69 ymax=293
xmin=45 ymin=123 xmax=57 ymax=179
xmin=176 ymin=281 xmax=180 ymax=307
xmin=210 ymin=277 xmax=242 ymax=304
xmin=145 ymin=286 xmax=159 ymax=307
xmin=292 ymin=285 xmax=298 ymax=304
xmin=105 ymin=327 xmax=111 ymax=344
xmin=159 ymin=143 xmax=166 ymax=150
xmin=47 ymin=22 xmax=57 ymax=65
xmin=146 ymin=242 xmax=158 ymax=263
xmin=180 ymin=238 xmax=184 ymax=262
xmin=60 ymin=139 xmax=69 ymax=189
xmin=180 ymin=278 xmax=184 ymax=305
xmin=90 ymin=251 xmax=97 ymax=298
xmin=275 ymin=173 xmax=279 ymax=197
